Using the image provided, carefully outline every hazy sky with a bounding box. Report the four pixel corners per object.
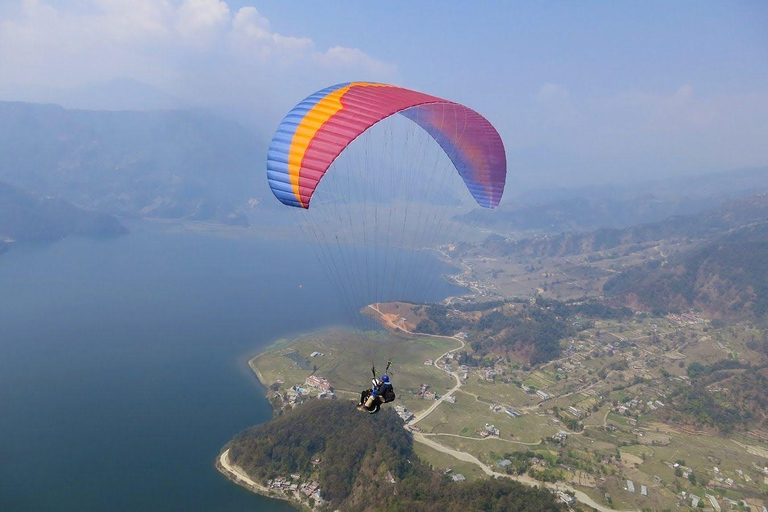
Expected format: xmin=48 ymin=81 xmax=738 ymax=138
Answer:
xmin=1 ymin=0 xmax=766 ymax=189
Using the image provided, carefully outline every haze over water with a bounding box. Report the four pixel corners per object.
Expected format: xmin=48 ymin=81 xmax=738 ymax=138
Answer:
xmin=0 ymin=223 xmax=464 ymax=511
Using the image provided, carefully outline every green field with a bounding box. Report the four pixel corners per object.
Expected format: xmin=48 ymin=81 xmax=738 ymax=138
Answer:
xmin=252 ymin=328 xmax=460 ymax=411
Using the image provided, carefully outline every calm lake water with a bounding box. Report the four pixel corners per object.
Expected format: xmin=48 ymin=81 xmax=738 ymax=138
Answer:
xmin=0 ymin=223 xmax=463 ymax=511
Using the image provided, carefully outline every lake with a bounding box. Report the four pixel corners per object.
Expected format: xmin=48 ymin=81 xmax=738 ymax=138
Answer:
xmin=0 ymin=222 xmax=464 ymax=511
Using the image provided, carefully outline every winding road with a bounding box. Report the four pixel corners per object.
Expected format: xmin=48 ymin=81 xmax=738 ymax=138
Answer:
xmin=367 ymin=304 xmax=638 ymax=512
xmin=413 ymin=433 xmax=628 ymax=512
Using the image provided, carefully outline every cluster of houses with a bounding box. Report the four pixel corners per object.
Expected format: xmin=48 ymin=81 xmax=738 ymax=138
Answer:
xmin=305 ymin=375 xmax=331 ymax=392
xmin=282 ymin=376 xmax=337 ymax=405
xmin=682 ymin=491 xmax=757 ymax=512
xmin=667 ymin=313 xmax=705 ymax=325
xmin=268 ymin=475 xmax=324 ymax=505
xmin=304 ymin=376 xmax=336 ymax=399
xmin=675 ymin=460 xmax=750 ymax=493
xmin=710 ymin=465 xmax=741 ymax=488
xmin=285 ymin=385 xmax=309 ymax=404
xmin=613 ymin=395 xmax=665 ymax=415
xmin=417 ymin=383 xmax=439 ymax=401
xmin=478 ymin=423 xmax=499 ymax=438
xmin=299 ymin=481 xmax=322 ymax=501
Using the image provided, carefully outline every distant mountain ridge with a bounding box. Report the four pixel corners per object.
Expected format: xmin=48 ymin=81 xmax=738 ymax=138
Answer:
xmin=461 ymin=167 xmax=768 ymax=233
xmin=0 ymin=101 xmax=265 ymax=225
xmin=478 ymin=193 xmax=768 ymax=259
xmin=0 ymin=181 xmax=127 ymax=243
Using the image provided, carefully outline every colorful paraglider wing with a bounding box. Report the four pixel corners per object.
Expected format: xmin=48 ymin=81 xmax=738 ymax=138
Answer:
xmin=266 ymin=82 xmax=506 ymax=209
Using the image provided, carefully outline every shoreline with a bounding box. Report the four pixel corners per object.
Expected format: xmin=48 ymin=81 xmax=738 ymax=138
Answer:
xmin=216 ymin=449 xmax=309 ymax=511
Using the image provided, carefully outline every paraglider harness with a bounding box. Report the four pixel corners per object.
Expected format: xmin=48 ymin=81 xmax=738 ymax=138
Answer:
xmin=358 ymin=361 xmax=395 ymax=414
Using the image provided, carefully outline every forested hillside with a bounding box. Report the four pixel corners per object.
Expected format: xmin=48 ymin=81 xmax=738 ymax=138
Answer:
xmin=226 ymin=400 xmax=563 ymax=512
xmin=604 ymin=222 xmax=768 ymax=318
xmin=414 ymin=298 xmax=632 ymax=365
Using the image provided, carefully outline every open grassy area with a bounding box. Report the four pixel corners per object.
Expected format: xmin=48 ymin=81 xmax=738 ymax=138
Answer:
xmin=251 ymin=328 xmax=460 ymax=413
xmin=460 ymin=378 xmax=539 ymax=408
xmin=412 ymin=442 xmax=487 ymax=482
xmin=427 ymin=433 xmax=545 ymax=466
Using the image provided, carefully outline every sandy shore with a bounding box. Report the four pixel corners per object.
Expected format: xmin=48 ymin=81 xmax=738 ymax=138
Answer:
xmin=216 ymin=449 xmax=271 ymax=494
xmin=216 ymin=449 xmax=300 ymax=508
xmin=247 ymin=359 xmax=266 ymax=386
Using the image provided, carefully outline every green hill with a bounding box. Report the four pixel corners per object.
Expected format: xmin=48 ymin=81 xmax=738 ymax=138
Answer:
xmin=225 ymin=400 xmax=563 ymax=512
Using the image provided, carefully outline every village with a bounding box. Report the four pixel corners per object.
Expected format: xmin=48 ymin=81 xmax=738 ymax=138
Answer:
xmin=266 ymin=473 xmax=325 ymax=508
xmin=251 ymin=301 xmax=768 ymax=512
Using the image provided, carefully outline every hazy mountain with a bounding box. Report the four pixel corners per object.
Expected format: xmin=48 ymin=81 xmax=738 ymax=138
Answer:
xmin=462 ymin=167 xmax=768 ymax=233
xmin=0 ymin=182 xmax=127 ymax=242
xmin=52 ymin=78 xmax=186 ymax=112
xmin=0 ymin=101 xmax=269 ymax=226
xmin=477 ymin=193 xmax=768 ymax=259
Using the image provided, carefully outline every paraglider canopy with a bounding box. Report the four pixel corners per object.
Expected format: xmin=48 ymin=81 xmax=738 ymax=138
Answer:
xmin=266 ymin=82 xmax=506 ymax=209
xmin=263 ymin=82 xmax=508 ymax=377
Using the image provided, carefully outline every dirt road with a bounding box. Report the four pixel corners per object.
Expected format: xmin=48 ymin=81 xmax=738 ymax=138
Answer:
xmin=414 ymin=433 xmax=636 ymax=512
